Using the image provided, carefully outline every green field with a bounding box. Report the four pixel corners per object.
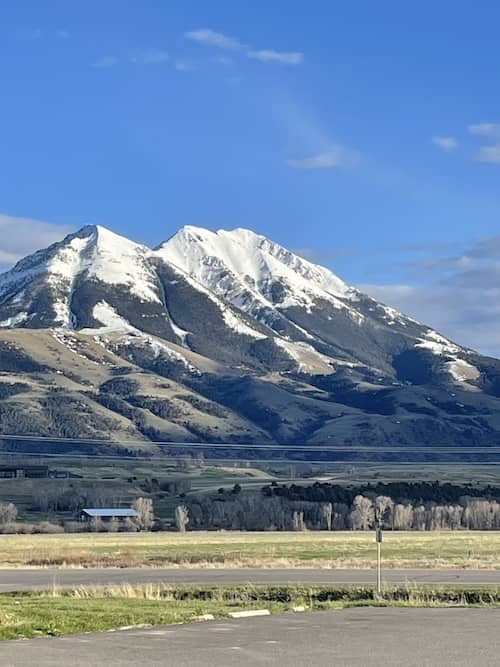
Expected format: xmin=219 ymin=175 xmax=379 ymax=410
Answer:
xmin=1 ymin=531 xmax=499 ymax=569
xmin=1 ymin=582 xmax=500 ymax=640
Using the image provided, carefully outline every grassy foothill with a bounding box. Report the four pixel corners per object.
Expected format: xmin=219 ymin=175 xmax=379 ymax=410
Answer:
xmin=0 ymin=583 xmax=500 ymax=640
xmin=0 ymin=531 xmax=500 ymax=569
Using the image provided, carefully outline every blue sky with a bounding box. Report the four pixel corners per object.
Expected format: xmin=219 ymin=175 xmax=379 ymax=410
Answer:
xmin=1 ymin=1 xmax=500 ymax=354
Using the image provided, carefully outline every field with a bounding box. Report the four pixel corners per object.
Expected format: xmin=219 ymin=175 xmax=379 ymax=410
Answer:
xmin=1 ymin=454 xmax=500 ymax=527
xmin=1 ymin=531 xmax=500 ymax=569
xmin=0 ymin=458 xmax=275 ymax=525
xmin=1 ymin=583 xmax=500 ymax=640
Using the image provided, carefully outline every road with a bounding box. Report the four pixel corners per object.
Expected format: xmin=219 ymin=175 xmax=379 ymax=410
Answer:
xmin=2 ymin=608 xmax=499 ymax=666
xmin=1 ymin=567 xmax=500 ymax=591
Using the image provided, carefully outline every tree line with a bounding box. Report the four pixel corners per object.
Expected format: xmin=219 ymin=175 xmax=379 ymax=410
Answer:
xmin=180 ymin=483 xmax=500 ymax=531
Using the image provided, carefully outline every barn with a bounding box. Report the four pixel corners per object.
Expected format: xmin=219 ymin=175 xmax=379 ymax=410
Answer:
xmin=80 ymin=508 xmax=138 ymax=523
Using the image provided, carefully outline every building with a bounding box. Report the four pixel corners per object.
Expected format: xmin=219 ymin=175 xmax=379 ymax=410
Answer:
xmin=0 ymin=465 xmax=49 ymax=479
xmin=80 ymin=508 xmax=138 ymax=523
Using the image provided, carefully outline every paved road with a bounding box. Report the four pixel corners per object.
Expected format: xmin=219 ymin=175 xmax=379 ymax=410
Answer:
xmin=1 ymin=567 xmax=500 ymax=591
xmin=2 ymin=608 xmax=500 ymax=666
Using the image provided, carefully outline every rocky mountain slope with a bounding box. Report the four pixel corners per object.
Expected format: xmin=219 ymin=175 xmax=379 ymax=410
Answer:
xmin=1 ymin=223 xmax=500 ymax=451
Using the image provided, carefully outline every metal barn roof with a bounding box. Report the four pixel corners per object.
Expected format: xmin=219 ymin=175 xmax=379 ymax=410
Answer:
xmin=81 ymin=508 xmax=138 ymax=517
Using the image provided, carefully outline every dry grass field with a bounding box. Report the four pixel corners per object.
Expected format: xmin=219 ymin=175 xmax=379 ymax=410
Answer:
xmin=0 ymin=531 xmax=499 ymax=569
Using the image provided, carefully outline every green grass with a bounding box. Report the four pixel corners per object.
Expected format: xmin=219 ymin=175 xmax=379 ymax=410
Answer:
xmin=1 ymin=583 xmax=500 ymax=640
xmin=1 ymin=531 xmax=500 ymax=569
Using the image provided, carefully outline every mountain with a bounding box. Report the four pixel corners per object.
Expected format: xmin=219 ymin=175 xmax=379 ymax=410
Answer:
xmin=1 ymin=223 xmax=500 ymax=451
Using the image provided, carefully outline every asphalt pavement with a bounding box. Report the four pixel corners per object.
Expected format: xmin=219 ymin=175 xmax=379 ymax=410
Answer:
xmin=0 ymin=567 xmax=500 ymax=591
xmin=2 ymin=607 xmax=499 ymax=666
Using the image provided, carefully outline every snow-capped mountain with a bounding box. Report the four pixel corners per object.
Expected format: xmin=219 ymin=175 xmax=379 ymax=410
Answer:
xmin=1 ymin=223 xmax=500 ymax=448
xmin=0 ymin=225 xmax=161 ymax=328
xmin=157 ymin=226 xmax=479 ymax=381
xmin=156 ymin=225 xmax=357 ymax=313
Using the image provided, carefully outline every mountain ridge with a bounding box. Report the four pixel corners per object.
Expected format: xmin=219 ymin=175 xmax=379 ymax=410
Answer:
xmin=0 ymin=223 xmax=499 ymax=450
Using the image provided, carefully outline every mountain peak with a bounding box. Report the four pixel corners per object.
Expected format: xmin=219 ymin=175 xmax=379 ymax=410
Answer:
xmin=157 ymin=224 xmax=356 ymax=316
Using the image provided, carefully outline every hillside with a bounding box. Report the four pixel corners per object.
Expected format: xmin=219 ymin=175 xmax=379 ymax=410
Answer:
xmin=1 ymin=224 xmax=500 ymax=451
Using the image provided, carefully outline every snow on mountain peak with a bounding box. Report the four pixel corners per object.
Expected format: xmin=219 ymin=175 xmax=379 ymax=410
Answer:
xmin=0 ymin=224 xmax=161 ymax=328
xmin=156 ymin=225 xmax=358 ymax=315
xmin=72 ymin=225 xmax=161 ymax=304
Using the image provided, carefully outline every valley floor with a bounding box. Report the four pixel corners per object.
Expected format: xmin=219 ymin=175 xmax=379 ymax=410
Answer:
xmin=1 ymin=531 xmax=500 ymax=569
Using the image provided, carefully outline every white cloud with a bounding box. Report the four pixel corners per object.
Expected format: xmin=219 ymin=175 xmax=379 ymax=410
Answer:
xmin=0 ymin=214 xmax=75 ymax=272
xmin=287 ymin=146 xmax=359 ymax=169
xmin=184 ymin=29 xmax=242 ymax=50
xmin=247 ymin=49 xmax=303 ymax=65
xmin=468 ymin=123 xmax=500 ymax=137
xmin=477 ymin=145 xmax=500 ymax=163
xmin=91 ymin=56 xmax=119 ymax=68
xmin=432 ymin=136 xmax=458 ymax=152
xmin=130 ymin=49 xmax=169 ymax=65
xmin=184 ymin=28 xmax=303 ymax=66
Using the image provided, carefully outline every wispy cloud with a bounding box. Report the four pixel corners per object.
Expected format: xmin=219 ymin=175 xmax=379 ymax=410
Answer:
xmin=476 ymin=145 xmax=500 ymax=163
xmin=247 ymin=49 xmax=303 ymax=65
xmin=184 ymin=28 xmax=303 ymax=66
xmin=91 ymin=56 xmax=119 ymax=69
xmin=468 ymin=122 xmax=500 ymax=137
xmin=432 ymin=136 xmax=458 ymax=152
xmin=467 ymin=123 xmax=500 ymax=163
xmin=361 ymin=281 xmax=500 ymax=357
xmin=185 ymin=29 xmax=242 ymax=50
xmin=0 ymin=214 xmax=75 ymax=272
xmin=358 ymin=233 xmax=500 ymax=357
xmin=287 ymin=146 xmax=359 ymax=169
xmin=56 ymin=29 xmax=70 ymax=40
xmin=129 ymin=49 xmax=169 ymax=65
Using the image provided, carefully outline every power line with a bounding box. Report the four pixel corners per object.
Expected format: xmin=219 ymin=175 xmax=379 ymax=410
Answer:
xmin=0 ymin=450 xmax=499 ymax=465
xmin=0 ymin=434 xmax=499 ymax=453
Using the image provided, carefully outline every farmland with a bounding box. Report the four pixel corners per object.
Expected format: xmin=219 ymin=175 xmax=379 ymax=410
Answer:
xmin=0 ymin=531 xmax=499 ymax=569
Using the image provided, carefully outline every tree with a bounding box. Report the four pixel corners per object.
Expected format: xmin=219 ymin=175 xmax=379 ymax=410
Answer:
xmin=393 ymin=504 xmax=414 ymax=530
xmin=321 ymin=502 xmax=333 ymax=531
xmin=133 ymin=497 xmax=154 ymax=531
xmin=350 ymin=495 xmax=374 ymax=530
xmin=89 ymin=516 xmax=104 ymax=533
xmin=175 ymin=505 xmax=190 ymax=532
xmin=292 ymin=510 xmax=306 ymax=531
xmin=108 ymin=517 xmax=120 ymax=533
xmin=374 ymin=496 xmax=394 ymax=529
xmin=0 ymin=502 xmax=17 ymax=525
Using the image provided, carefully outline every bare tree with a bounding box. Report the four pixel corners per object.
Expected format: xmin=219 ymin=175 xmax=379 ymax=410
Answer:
xmin=292 ymin=510 xmax=306 ymax=531
xmin=175 ymin=505 xmax=190 ymax=532
xmin=0 ymin=502 xmax=17 ymax=525
xmin=350 ymin=495 xmax=374 ymax=530
xmin=89 ymin=516 xmax=104 ymax=533
xmin=108 ymin=517 xmax=120 ymax=533
xmin=321 ymin=502 xmax=333 ymax=530
xmin=132 ymin=497 xmax=155 ymax=531
xmin=374 ymin=496 xmax=394 ymax=529
xmin=393 ymin=503 xmax=414 ymax=530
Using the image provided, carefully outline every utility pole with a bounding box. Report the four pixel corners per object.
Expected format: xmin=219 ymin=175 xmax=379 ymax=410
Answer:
xmin=376 ymin=525 xmax=382 ymax=596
